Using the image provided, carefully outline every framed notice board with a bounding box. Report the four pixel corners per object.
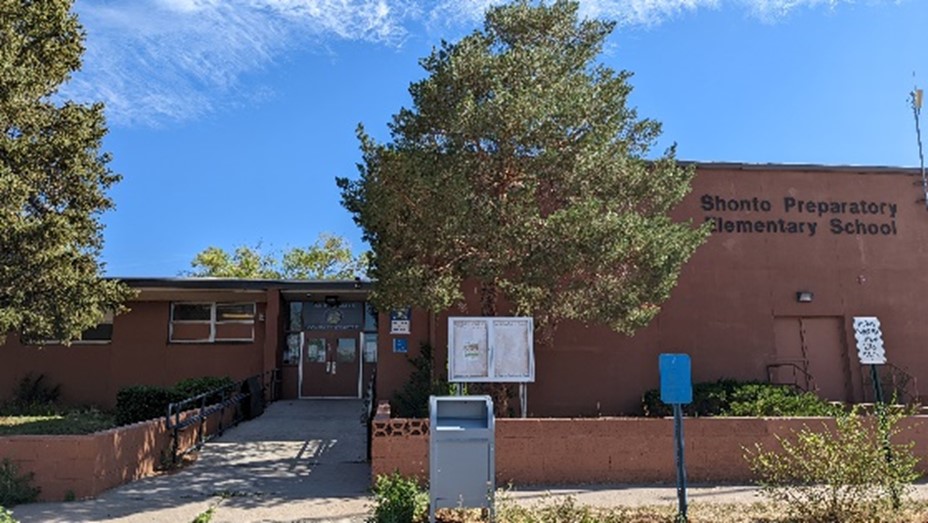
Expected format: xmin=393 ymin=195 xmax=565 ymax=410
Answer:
xmin=448 ymin=317 xmax=534 ymax=383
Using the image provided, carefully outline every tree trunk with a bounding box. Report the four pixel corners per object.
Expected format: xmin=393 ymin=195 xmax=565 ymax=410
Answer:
xmin=478 ymin=281 xmax=513 ymax=417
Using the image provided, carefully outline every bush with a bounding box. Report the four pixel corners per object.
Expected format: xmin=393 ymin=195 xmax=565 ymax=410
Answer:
xmin=0 ymin=506 xmax=16 ymax=523
xmin=369 ymin=472 xmax=427 ymax=523
xmin=0 ymin=459 xmax=40 ymax=507
xmin=641 ymin=379 xmax=840 ymax=417
xmin=115 ymin=385 xmax=183 ymax=425
xmin=1 ymin=374 xmax=61 ymax=416
xmin=745 ymin=405 xmax=920 ymax=521
xmin=390 ymin=344 xmax=450 ymax=418
xmin=174 ymin=376 xmax=235 ymax=403
xmin=115 ymin=376 xmax=237 ymax=426
xmin=725 ymin=383 xmax=842 ymax=417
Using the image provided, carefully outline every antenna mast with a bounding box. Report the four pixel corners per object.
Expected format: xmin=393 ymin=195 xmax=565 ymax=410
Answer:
xmin=913 ymin=84 xmax=926 ymax=208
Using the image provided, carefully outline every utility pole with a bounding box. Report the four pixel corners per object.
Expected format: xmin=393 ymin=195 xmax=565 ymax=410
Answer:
xmin=912 ymin=84 xmax=925 ymax=208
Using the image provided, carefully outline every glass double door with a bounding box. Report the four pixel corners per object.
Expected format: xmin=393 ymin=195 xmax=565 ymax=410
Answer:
xmin=299 ymin=332 xmax=361 ymax=398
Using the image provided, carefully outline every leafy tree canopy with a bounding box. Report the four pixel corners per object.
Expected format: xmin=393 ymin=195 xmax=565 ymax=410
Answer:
xmin=338 ymin=0 xmax=708 ymax=335
xmin=0 ymin=0 xmax=131 ymax=342
xmin=187 ymin=234 xmax=368 ymax=280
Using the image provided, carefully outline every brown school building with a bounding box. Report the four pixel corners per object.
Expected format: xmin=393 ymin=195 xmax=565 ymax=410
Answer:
xmin=2 ymin=162 xmax=926 ymax=416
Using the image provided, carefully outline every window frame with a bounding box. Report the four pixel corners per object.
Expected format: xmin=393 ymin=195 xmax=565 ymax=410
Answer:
xmin=74 ymin=310 xmax=115 ymax=344
xmin=169 ymin=302 xmax=256 ymax=344
xmin=26 ymin=310 xmax=115 ymax=345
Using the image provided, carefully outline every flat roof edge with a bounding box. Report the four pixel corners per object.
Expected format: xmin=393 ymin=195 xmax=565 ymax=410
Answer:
xmin=110 ymin=277 xmax=372 ymax=292
xmin=682 ymin=161 xmax=922 ymax=175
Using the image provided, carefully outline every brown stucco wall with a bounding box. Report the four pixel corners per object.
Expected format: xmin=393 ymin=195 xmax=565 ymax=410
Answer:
xmin=371 ymin=410 xmax=928 ymax=485
xmin=0 ymin=293 xmax=271 ymax=408
xmin=376 ymin=165 xmax=928 ymax=416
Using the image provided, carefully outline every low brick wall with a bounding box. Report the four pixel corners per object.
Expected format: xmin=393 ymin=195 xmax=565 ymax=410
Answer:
xmin=0 ymin=407 xmax=237 ymax=502
xmin=371 ymin=403 xmax=928 ymax=485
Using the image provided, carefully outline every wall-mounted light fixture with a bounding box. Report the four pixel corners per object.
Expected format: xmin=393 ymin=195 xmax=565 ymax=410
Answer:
xmin=324 ymin=295 xmax=341 ymax=307
xmin=796 ymin=291 xmax=814 ymax=303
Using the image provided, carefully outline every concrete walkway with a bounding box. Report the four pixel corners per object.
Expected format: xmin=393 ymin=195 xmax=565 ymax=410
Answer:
xmin=12 ymin=400 xmax=372 ymax=523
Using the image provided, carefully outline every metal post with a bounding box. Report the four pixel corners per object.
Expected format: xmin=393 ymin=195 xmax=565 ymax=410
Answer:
xmin=673 ymin=403 xmax=688 ymax=522
xmin=911 ymin=85 xmax=926 ymax=209
xmin=519 ymin=383 xmax=527 ymax=418
xmin=870 ymin=364 xmax=899 ymax=509
xmin=871 ymin=364 xmax=886 ymax=405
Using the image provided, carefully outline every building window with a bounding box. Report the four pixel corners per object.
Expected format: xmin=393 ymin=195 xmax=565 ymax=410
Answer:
xmin=170 ymin=302 xmax=256 ymax=343
xmin=282 ymin=302 xmax=302 ymax=365
xmin=78 ymin=311 xmax=115 ymax=342
xmin=24 ymin=311 xmax=115 ymax=345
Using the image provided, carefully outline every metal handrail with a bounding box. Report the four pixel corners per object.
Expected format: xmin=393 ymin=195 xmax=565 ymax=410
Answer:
xmin=766 ymin=361 xmax=817 ymax=392
xmin=363 ymin=368 xmax=377 ymax=461
xmin=165 ymin=369 xmax=281 ymax=464
xmin=863 ymin=363 xmax=919 ymax=405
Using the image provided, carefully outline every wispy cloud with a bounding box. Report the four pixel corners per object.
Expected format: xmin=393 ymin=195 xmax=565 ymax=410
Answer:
xmin=67 ymin=0 xmax=412 ymax=126
xmin=428 ymin=0 xmax=881 ymax=27
xmin=64 ymin=0 xmax=897 ymax=127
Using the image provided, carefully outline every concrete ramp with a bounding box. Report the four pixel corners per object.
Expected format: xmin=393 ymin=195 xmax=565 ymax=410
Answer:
xmin=13 ymin=400 xmax=372 ymax=523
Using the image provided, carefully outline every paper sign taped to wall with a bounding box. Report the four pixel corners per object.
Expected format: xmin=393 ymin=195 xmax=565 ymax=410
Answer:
xmin=449 ymin=319 xmax=489 ymax=378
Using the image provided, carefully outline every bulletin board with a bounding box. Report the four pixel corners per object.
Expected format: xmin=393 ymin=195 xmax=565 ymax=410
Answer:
xmin=448 ymin=317 xmax=534 ymax=383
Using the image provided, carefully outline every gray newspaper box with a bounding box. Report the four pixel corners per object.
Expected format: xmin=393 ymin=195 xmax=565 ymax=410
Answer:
xmin=429 ymin=395 xmax=495 ymax=521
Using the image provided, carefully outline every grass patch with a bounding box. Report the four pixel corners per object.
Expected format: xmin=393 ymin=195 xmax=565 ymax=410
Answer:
xmin=0 ymin=409 xmax=116 ymax=436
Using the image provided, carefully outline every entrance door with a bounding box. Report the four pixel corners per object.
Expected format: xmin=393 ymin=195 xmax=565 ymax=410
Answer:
xmin=300 ymin=332 xmax=361 ymax=398
xmin=773 ymin=317 xmax=849 ymax=402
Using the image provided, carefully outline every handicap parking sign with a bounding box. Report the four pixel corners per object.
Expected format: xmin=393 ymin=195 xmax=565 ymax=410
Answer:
xmin=659 ymin=353 xmax=692 ymax=405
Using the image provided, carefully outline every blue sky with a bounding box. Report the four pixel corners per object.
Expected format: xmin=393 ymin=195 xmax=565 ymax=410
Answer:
xmin=65 ymin=0 xmax=926 ymax=277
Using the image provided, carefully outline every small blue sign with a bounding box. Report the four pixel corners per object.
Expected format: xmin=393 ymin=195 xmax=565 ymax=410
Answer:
xmin=659 ymin=353 xmax=693 ymax=405
xmin=393 ymin=338 xmax=408 ymax=354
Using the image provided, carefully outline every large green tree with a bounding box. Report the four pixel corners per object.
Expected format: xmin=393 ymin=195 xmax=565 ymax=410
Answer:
xmin=187 ymin=234 xmax=368 ymax=280
xmin=338 ymin=0 xmax=708 ymax=335
xmin=0 ymin=0 xmax=130 ymax=342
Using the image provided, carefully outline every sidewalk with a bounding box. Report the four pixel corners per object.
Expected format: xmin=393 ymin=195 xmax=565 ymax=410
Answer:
xmin=11 ymin=400 xmax=371 ymax=523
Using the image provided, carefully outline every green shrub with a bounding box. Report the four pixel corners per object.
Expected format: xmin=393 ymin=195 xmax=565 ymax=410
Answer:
xmin=369 ymin=472 xmax=427 ymax=523
xmin=390 ymin=344 xmax=449 ymax=418
xmin=0 ymin=459 xmax=40 ymax=507
xmin=191 ymin=506 xmax=215 ymax=523
xmin=115 ymin=385 xmax=183 ymax=425
xmin=0 ymin=506 xmax=17 ymax=523
xmin=173 ymin=376 xmax=235 ymax=403
xmin=641 ymin=379 xmax=839 ymax=417
xmin=725 ymin=383 xmax=842 ymax=417
xmin=115 ymin=376 xmax=237 ymax=426
xmin=642 ymin=378 xmax=741 ymax=417
xmin=745 ymin=405 xmax=920 ymax=521
xmin=1 ymin=374 xmax=61 ymax=416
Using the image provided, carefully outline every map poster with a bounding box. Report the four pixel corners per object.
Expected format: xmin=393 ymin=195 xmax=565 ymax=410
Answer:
xmin=449 ymin=319 xmax=489 ymax=379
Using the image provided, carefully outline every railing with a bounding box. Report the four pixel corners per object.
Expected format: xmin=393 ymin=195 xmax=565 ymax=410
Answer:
xmin=766 ymin=361 xmax=817 ymax=392
xmin=862 ymin=363 xmax=919 ymax=405
xmin=362 ymin=368 xmax=377 ymax=461
xmin=165 ymin=369 xmax=280 ymax=464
